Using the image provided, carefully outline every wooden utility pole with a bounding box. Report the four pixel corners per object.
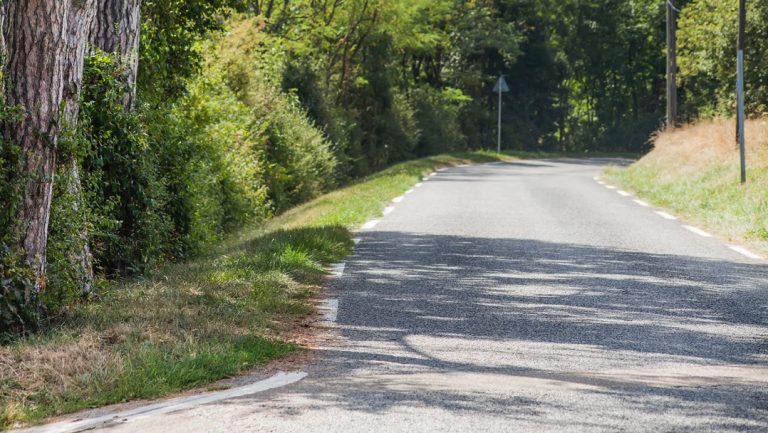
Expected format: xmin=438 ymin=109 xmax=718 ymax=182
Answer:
xmin=666 ymin=0 xmax=677 ymax=129
xmin=736 ymin=0 xmax=747 ymax=184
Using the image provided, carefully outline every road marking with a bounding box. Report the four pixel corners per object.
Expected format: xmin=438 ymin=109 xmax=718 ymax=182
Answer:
xmin=352 ymin=238 xmax=361 ymax=245
xmin=437 ymin=167 xmax=447 ymax=172
xmin=20 ymin=372 xmax=308 ymax=433
xmin=331 ymin=262 xmax=346 ymax=277
xmin=422 ymin=177 xmax=429 ymax=181
xmin=361 ymin=220 xmax=380 ymax=230
xmin=597 ymin=181 xmax=605 ymax=185
xmin=593 ymin=176 xmax=600 ymax=181
xmin=405 ymin=189 xmax=414 ymax=194
xmin=728 ymin=245 xmax=762 ymax=260
xmin=617 ymin=190 xmax=631 ymax=197
xmin=392 ymin=196 xmax=404 ymax=203
xmin=605 ymin=185 xmax=617 ymax=190
xmin=415 ymin=182 xmax=423 ymax=187
xmin=429 ymin=172 xmax=437 ymax=176
xmin=457 ymin=164 xmax=469 ymax=167
xmin=683 ymin=225 xmax=712 ymax=238
xmin=633 ymin=199 xmax=649 ymax=207
xmin=655 ymin=211 xmax=677 ymax=220
xmin=320 ymin=298 xmax=339 ymax=324
xmin=383 ymin=206 xmax=395 ymax=215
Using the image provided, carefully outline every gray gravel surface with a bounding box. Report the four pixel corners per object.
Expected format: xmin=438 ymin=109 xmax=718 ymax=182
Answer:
xmin=36 ymin=159 xmax=768 ymax=432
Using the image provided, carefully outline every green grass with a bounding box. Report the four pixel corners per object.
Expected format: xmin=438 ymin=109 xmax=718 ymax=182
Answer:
xmin=0 ymin=150 xmax=518 ymax=430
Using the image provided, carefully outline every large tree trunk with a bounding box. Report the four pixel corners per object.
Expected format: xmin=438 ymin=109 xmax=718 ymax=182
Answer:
xmin=90 ymin=0 xmax=141 ymax=109
xmin=3 ymin=0 xmax=71 ymax=297
xmin=62 ymin=0 xmax=97 ymax=295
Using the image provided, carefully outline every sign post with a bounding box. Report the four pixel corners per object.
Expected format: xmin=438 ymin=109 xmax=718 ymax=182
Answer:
xmin=493 ymin=76 xmax=510 ymax=153
xmin=737 ymin=0 xmax=747 ymax=184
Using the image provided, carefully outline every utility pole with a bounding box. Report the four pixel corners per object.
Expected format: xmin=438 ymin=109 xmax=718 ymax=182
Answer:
xmin=737 ymin=0 xmax=747 ymax=184
xmin=666 ymin=0 xmax=678 ymax=129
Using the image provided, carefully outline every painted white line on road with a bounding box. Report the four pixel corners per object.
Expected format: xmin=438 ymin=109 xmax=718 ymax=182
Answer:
xmin=593 ymin=176 xmax=600 ymax=181
xmin=331 ymin=262 xmax=346 ymax=277
xmin=320 ymin=298 xmax=339 ymax=324
xmin=429 ymin=172 xmax=437 ymax=176
xmin=415 ymin=182 xmax=423 ymax=187
xmin=437 ymin=167 xmax=447 ymax=172
xmin=392 ymin=196 xmax=404 ymax=203
xmin=361 ymin=220 xmax=380 ymax=230
xmin=597 ymin=181 xmax=605 ymax=185
xmin=19 ymin=372 xmax=308 ymax=433
xmin=605 ymin=185 xmax=617 ymax=190
xmin=383 ymin=206 xmax=395 ymax=215
xmin=457 ymin=164 xmax=469 ymax=167
xmin=655 ymin=211 xmax=677 ymax=220
xmin=352 ymin=238 xmax=361 ymax=245
xmin=617 ymin=190 xmax=631 ymax=197
xmin=728 ymin=245 xmax=763 ymax=260
xmin=683 ymin=225 xmax=712 ymax=238
xmin=405 ymin=189 xmax=414 ymax=194
xmin=633 ymin=199 xmax=650 ymax=207
xmin=422 ymin=177 xmax=429 ymax=181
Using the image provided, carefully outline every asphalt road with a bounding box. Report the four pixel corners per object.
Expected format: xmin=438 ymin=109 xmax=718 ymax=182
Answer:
xmin=33 ymin=159 xmax=768 ymax=432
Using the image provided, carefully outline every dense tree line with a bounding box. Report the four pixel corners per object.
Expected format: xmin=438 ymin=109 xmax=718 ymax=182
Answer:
xmin=1 ymin=0 xmax=765 ymax=332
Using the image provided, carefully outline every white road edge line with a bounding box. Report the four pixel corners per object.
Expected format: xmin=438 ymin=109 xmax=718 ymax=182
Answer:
xmin=422 ymin=177 xmax=429 ymax=181
xmin=655 ymin=211 xmax=677 ymax=220
xmin=404 ymin=189 xmax=414 ymax=194
xmin=392 ymin=196 xmax=404 ymax=203
xmin=361 ymin=220 xmax=380 ymax=230
xmin=383 ymin=206 xmax=395 ymax=215
xmin=331 ymin=262 xmax=346 ymax=277
xmin=593 ymin=176 xmax=600 ymax=181
xmin=429 ymin=172 xmax=437 ymax=176
xmin=633 ymin=199 xmax=649 ymax=207
xmin=19 ymin=372 xmax=308 ymax=433
xmin=605 ymin=185 xmax=617 ymax=190
xmin=352 ymin=238 xmax=361 ymax=245
xmin=728 ymin=245 xmax=763 ymax=260
xmin=617 ymin=190 xmax=631 ymax=197
xmin=682 ymin=225 xmax=712 ymax=238
xmin=415 ymin=182 xmax=423 ymax=187
xmin=437 ymin=167 xmax=447 ymax=172
xmin=320 ymin=298 xmax=339 ymax=324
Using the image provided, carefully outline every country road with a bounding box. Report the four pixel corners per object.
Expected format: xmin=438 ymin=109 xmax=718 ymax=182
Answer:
xmin=22 ymin=159 xmax=768 ymax=432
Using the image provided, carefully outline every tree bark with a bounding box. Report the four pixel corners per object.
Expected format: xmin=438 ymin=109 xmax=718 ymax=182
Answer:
xmin=90 ymin=0 xmax=141 ymax=109
xmin=3 ymin=0 xmax=71 ymax=297
xmin=62 ymin=0 xmax=97 ymax=295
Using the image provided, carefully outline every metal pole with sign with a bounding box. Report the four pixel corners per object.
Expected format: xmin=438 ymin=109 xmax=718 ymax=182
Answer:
xmin=493 ymin=76 xmax=510 ymax=153
xmin=737 ymin=0 xmax=747 ymax=184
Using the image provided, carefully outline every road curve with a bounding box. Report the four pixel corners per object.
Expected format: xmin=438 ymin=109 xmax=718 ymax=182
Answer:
xmin=31 ymin=159 xmax=768 ymax=432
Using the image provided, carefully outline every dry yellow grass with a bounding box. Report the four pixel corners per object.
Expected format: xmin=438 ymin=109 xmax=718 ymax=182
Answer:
xmin=645 ymin=118 xmax=768 ymax=177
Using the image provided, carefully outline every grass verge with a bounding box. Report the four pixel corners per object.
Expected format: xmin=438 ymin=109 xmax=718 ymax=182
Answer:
xmin=605 ymin=117 xmax=768 ymax=254
xmin=0 ymin=150 xmax=514 ymax=430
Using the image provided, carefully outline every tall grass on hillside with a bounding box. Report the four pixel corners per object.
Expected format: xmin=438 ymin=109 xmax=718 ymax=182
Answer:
xmin=607 ymin=117 xmax=768 ymax=252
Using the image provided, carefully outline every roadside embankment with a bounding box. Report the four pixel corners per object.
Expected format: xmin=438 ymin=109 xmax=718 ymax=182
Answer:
xmin=0 ymin=151 xmax=508 ymax=430
xmin=606 ymin=118 xmax=768 ymax=255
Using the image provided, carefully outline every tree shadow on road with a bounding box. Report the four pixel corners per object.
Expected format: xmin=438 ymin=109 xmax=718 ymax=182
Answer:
xmin=228 ymin=231 xmax=768 ymax=430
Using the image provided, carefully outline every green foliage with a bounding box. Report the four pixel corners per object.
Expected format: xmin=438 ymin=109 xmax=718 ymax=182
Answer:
xmin=678 ymin=0 xmax=768 ymax=117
